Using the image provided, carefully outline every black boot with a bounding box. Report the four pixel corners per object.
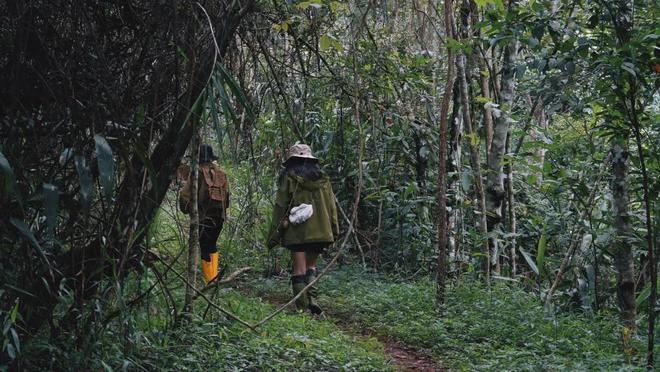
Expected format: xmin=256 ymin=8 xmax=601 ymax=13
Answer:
xmin=305 ymin=268 xmax=323 ymax=315
xmin=291 ymin=275 xmax=309 ymax=311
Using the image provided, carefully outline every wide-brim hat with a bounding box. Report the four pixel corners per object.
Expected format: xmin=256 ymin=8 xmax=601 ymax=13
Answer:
xmin=199 ymin=144 xmax=218 ymax=163
xmin=285 ymin=143 xmax=317 ymax=162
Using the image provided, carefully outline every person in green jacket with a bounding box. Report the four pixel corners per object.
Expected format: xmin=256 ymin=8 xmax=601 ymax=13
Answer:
xmin=267 ymin=144 xmax=339 ymax=314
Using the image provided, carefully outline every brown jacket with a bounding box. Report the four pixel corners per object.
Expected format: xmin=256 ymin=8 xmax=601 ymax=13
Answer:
xmin=179 ymin=162 xmax=229 ymax=219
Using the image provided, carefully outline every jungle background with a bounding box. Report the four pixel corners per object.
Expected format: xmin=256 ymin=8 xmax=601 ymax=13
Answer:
xmin=0 ymin=0 xmax=658 ymax=370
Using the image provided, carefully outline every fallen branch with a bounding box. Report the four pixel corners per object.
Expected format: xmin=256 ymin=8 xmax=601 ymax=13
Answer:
xmin=155 ymin=255 xmax=257 ymax=331
xmin=194 ymin=266 xmax=252 ymax=299
xmin=335 ymin=194 xmax=366 ymax=269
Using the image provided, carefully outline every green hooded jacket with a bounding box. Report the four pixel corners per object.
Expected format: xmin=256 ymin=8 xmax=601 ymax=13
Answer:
xmin=267 ymin=172 xmax=339 ymax=248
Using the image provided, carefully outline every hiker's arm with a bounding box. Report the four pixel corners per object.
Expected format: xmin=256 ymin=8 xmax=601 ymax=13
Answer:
xmin=267 ymin=178 xmax=290 ymax=248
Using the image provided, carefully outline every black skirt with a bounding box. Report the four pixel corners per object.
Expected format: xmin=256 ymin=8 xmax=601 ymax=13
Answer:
xmin=286 ymin=242 xmax=329 ymax=254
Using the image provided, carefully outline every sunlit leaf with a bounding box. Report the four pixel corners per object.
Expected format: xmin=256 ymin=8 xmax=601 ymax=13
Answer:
xmin=320 ymin=34 xmax=331 ymax=51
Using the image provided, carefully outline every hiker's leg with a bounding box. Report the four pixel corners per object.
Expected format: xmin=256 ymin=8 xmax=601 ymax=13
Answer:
xmin=304 ymin=246 xmax=324 ymax=314
xmin=305 ymin=252 xmax=319 ymax=271
xmin=291 ymin=251 xmax=307 ymax=276
xmin=290 ymin=250 xmax=309 ymax=309
xmin=199 ymin=217 xmax=221 ymax=283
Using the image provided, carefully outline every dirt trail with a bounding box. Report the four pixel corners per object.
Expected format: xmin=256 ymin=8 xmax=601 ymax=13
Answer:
xmin=384 ymin=342 xmax=442 ymax=372
xmin=235 ymin=283 xmax=444 ymax=372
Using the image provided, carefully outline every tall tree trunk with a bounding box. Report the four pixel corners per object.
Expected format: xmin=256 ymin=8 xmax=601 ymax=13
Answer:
xmin=608 ymin=0 xmax=639 ymax=338
xmin=478 ymin=54 xmax=494 ymax=151
xmin=610 ymin=141 xmax=636 ymax=328
xmin=436 ymin=0 xmax=456 ymax=306
xmin=456 ymin=51 xmax=489 ymax=280
xmin=183 ymin=126 xmax=201 ymax=318
xmin=448 ymin=79 xmax=463 ymax=270
xmin=485 ymin=6 xmax=518 ymax=274
xmin=505 ymin=131 xmax=517 ymax=277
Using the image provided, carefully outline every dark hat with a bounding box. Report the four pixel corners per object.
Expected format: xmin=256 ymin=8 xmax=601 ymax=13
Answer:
xmin=199 ymin=144 xmax=218 ymax=163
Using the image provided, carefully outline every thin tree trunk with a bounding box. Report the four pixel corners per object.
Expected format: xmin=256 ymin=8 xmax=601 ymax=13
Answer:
xmin=505 ymin=131 xmax=516 ymax=277
xmin=485 ymin=7 xmax=517 ymax=274
xmin=436 ymin=0 xmax=456 ymax=306
xmin=448 ymin=78 xmax=463 ymax=270
xmin=610 ymin=140 xmax=635 ymax=329
xmin=183 ymin=127 xmax=201 ymax=318
xmin=632 ymin=122 xmax=656 ymax=369
xmin=545 ymin=155 xmax=611 ymax=307
xmin=478 ymin=55 xmax=494 ymax=151
xmin=456 ymin=51 xmax=489 ymax=281
xmin=607 ymin=0 xmax=641 ymax=344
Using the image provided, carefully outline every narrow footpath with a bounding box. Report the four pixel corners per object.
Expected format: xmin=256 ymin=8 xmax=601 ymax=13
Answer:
xmin=235 ymin=280 xmax=444 ymax=372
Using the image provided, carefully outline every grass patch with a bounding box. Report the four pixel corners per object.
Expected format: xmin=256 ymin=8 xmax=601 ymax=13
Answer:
xmin=246 ymin=267 xmax=650 ymax=371
xmin=101 ymin=287 xmax=391 ymax=371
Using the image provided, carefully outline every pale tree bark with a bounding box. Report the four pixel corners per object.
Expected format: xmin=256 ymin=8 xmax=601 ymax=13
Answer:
xmin=436 ymin=0 xmax=457 ymax=306
xmin=479 ymin=58 xmax=494 ymax=152
xmin=505 ymin=131 xmax=517 ymax=277
xmin=448 ymin=80 xmax=463 ymax=268
xmin=183 ymin=126 xmax=201 ymax=318
xmin=485 ymin=4 xmax=518 ymax=274
xmin=456 ymin=51 xmax=489 ymax=280
xmin=610 ymin=140 xmax=635 ymax=329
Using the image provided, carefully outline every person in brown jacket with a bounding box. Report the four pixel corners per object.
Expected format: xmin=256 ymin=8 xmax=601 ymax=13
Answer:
xmin=179 ymin=144 xmax=230 ymax=283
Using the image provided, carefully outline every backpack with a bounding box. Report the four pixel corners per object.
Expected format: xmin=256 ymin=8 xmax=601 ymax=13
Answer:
xmin=179 ymin=163 xmax=229 ymax=217
xmin=200 ymin=164 xmax=229 ymax=212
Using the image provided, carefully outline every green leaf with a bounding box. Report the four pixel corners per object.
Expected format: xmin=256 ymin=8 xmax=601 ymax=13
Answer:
xmin=43 ymin=183 xmax=59 ymax=240
xmin=212 ymin=74 xmax=234 ymax=125
xmin=460 ymin=172 xmax=472 ymax=193
xmin=474 ymin=0 xmax=495 ymax=7
xmin=621 ymin=62 xmax=636 ymax=77
xmin=319 ymin=34 xmax=331 ymax=51
xmin=215 ymin=62 xmax=254 ymax=120
xmin=9 ymin=218 xmax=52 ymax=275
xmin=10 ymin=328 xmax=19 ymax=353
xmin=94 ymin=134 xmax=115 ymax=201
xmin=520 ymin=247 xmax=539 ymax=275
xmin=208 ymin=93 xmax=225 ymax=158
xmin=536 ymin=225 xmax=547 ymax=277
xmin=9 ymin=302 xmax=18 ymax=323
xmin=636 ymin=283 xmax=651 ymax=307
xmin=445 ymin=37 xmax=463 ymax=52
xmin=297 ymin=1 xmax=322 ymax=10
xmin=0 ymin=150 xmax=19 ymax=202
xmin=528 ymin=37 xmax=539 ymax=48
xmin=7 ymin=343 xmax=15 ymax=359
xmin=565 ymin=61 xmax=575 ymax=74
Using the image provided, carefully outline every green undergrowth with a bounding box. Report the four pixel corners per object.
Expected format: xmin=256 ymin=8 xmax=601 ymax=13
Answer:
xmin=245 ymin=267 xmax=651 ymax=371
xmin=110 ymin=289 xmax=390 ymax=371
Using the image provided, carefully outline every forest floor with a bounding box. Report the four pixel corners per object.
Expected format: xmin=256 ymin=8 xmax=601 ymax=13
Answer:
xmin=80 ymin=261 xmax=653 ymax=371
xmin=236 ymin=266 xmax=650 ymax=371
xmin=238 ymin=280 xmax=443 ymax=371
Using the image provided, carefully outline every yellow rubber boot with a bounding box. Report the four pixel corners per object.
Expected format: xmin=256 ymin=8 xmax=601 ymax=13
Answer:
xmin=201 ymin=252 xmax=219 ymax=284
